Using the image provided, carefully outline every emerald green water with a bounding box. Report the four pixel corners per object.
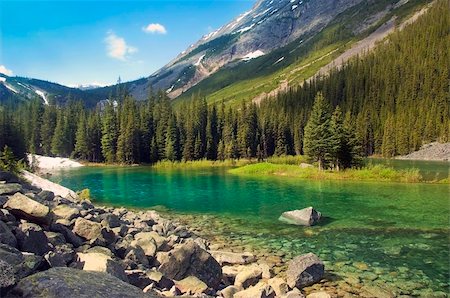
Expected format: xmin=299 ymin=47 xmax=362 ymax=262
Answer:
xmin=50 ymin=164 xmax=450 ymax=295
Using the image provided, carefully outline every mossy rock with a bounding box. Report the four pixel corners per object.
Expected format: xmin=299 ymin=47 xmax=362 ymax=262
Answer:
xmin=6 ymin=267 xmax=158 ymax=298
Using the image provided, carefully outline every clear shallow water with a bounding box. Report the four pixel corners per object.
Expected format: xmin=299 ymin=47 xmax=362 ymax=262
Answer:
xmin=50 ymin=164 xmax=450 ymax=295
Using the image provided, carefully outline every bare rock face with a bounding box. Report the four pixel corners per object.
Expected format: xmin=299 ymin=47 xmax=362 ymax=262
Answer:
xmin=4 ymin=193 xmax=51 ymax=225
xmin=286 ymin=253 xmax=324 ymax=289
xmin=7 ymin=267 xmax=158 ymax=298
xmin=158 ymin=239 xmax=222 ymax=288
xmin=279 ymin=207 xmax=321 ymax=226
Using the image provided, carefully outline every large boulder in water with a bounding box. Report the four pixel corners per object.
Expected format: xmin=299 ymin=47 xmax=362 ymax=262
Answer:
xmin=286 ymin=253 xmax=324 ymax=288
xmin=6 ymin=267 xmax=158 ymax=298
xmin=158 ymin=239 xmax=222 ymax=288
xmin=279 ymin=207 xmax=321 ymax=226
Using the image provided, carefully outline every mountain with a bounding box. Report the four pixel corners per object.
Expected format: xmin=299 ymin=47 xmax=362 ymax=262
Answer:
xmin=0 ymin=0 xmax=432 ymax=107
xmin=0 ymin=74 xmax=106 ymax=107
xmin=122 ymin=0 xmax=432 ymax=104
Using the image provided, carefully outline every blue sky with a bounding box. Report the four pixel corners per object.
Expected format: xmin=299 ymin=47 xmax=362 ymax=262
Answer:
xmin=0 ymin=0 xmax=255 ymax=87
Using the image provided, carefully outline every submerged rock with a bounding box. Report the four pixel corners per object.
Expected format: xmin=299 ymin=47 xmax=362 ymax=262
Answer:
xmin=210 ymin=250 xmax=256 ymax=266
xmin=7 ymin=267 xmax=158 ymax=298
xmin=279 ymin=207 xmax=321 ymax=226
xmin=286 ymin=253 xmax=324 ymax=288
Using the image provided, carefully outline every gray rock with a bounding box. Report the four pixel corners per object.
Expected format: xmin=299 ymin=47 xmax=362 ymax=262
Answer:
xmin=234 ymin=281 xmax=276 ymax=298
xmin=0 ymin=184 xmax=22 ymax=196
xmin=0 ymin=244 xmax=42 ymax=280
xmin=72 ymin=217 xmax=116 ymax=246
xmin=267 ymin=277 xmax=289 ymax=297
xmin=0 ymin=259 xmax=16 ymax=289
xmin=210 ymin=250 xmax=256 ymax=266
xmin=175 ymin=276 xmax=208 ymax=295
xmin=44 ymin=231 xmax=66 ymax=247
xmin=130 ymin=237 xmax=157 ymax=258
xmin=125 ymin=269 xmax=153 ymax=289
xmin=0 ymin=220 xmax=16 ymax=247
xmin=44 ymin=245 xmax=74 ymax=267
xmin=76 ymin=251 xmax=128 ymax=282
xmin=0 ymin=172 xmax=20 ymax=184
xmin=15 ymin=223 xmax=50 ymax=255
xmin=52 ymin=204 xmax=80 ymax=221
xmin=234 ymin=264 xmax=263 ymax=288
xmin=134 ymin=231 xmax=167 ymax=251
xmin=0 ymin=209 xmax=15 ymax=223
xmin=158 ymin=239 xmax=222 ymax=288
xmin=7 ymin=267 xmax=158 ymax=298
xmin=4 ymin=193 xmax=51 ymax=224
xmin=50 ymin=223 xmax=84 ymax=247
xmin=124 ymin=245 xmax=150 ymax=269
xmin=38 ymin=190 xmax=54 ymax=201
xmin=286 ymin=253 xmax=324 ymax=289
xmin=220 ymin=285 xmax=240 ymax=298
xmin=99 ymin=213 xmax=121 ymax=228
xmin=146 ymin=270 xmax=174 ymax=290
xmin=279 ymin=207 xmax=321 ymax=226
xmin=282 ymin=288 xmax=306 ymax=298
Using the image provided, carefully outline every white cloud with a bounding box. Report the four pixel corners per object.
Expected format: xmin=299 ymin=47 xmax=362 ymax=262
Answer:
xmin=0 ymin=65 xmax=13 ymax=76
xmin=142 ymin=23 xmax=167 ymax=34
xmin=104 ymin=31 xmax=138 ymax=61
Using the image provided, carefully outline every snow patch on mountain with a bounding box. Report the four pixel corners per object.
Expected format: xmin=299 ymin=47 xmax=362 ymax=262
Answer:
xmin=274 ymin=57 xmax=285 ymax=64
xmin=4 ymin=83 xmax=18 ymax=94
xmin=194 ymin=54 xmax=206 ymax=66
xmin=243 ymin=50 xmax=265 ymax=61
xmin=35 ymin=90 xmax=49 ymax=105
xmin=237 ymin=23 xmax=255 ymax=33
xmin=0 ymin=77 xmax=5 ymax=83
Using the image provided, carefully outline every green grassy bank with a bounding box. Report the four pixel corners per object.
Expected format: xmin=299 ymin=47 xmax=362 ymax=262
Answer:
xmin=228 ymin=163 xmax=430 ymax=183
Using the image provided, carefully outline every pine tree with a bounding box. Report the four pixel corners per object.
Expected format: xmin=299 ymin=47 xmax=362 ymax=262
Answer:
xmin=381 ymin=115 xmax=396 ymax=157
xmin=329 ymin=106 xmax=346 ymax=170
xmin=51 ymin=109 xmax=66 ymax=156
xmin=40 ymin=105 xmax=57 ymax=156
xmin=165 ymin=116 xmax=179 ymax=161
xmin=101 ymin=102 xmax=118 ymax=163
xmin=303 ymin=92 xmax=333 ymax=170
xmin=74 ymin=112 xmax=89 ymax=160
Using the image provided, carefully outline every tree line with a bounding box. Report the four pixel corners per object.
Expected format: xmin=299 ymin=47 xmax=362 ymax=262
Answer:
xmin=0 ymin=0 xmax=448 ymax=167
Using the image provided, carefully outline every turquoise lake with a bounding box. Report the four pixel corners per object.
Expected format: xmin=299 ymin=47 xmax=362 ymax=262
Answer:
xmin=50 ymin=161 xmax=450 ymax=295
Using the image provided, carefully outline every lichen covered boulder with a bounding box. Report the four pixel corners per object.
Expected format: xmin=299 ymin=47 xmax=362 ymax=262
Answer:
xmin=7 ymin=267 xmax=158 ymax=298
xmin=4 ymin=193 xmax=51 ymax=224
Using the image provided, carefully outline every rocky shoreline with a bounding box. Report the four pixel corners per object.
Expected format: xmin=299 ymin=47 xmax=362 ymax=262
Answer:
xmin=0 ymin=170 xmax=328 ymax=298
